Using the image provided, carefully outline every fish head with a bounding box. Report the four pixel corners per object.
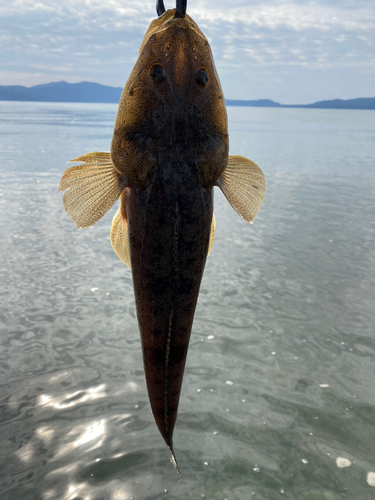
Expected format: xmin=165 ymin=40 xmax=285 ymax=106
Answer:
xmin=111 ymin=9 xmax=228 ymax=188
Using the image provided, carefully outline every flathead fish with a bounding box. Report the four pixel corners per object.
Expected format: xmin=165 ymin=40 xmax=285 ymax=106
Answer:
xmin=59 ymin=0 xmax=265 ymax=471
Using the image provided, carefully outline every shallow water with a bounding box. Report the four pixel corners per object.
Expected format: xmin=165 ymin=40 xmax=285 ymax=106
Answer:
xmin=0 ymin=101 xmax=375 ymax=499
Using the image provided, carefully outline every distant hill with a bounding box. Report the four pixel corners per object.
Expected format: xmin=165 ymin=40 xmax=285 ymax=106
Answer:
xmin=305 ymin=97 xmax=375 ymax=110
xmin=226 ymin=97 xmax=375 ymax=110
xmin=226 ymin=99 xmax=282 ymax=107
xmin=0 ymin=81 xmax=374 ymax=110
xmin=0 ymin=81 xmax=122 ymax=103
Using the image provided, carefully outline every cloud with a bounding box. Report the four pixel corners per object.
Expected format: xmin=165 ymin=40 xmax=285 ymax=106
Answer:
xmin=3 ymin=0 xmax=374 ymax=31
xmin=0 ymin=0 xmax=150 ymax=21
xmin=1 ymin=0 xmax=374 ymax=101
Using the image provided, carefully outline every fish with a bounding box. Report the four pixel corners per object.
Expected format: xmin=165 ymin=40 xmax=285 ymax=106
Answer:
xmin=59 ymin=0 xmax=266 ymax=472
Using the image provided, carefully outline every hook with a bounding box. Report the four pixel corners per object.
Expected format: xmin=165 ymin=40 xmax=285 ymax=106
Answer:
xmin=156 ymin=0 xmax=187 ymax=18
xmin=174 ymin=0 xmax=187 ymax=18
xmin=156 ymin=0 xmax=165 ymax=16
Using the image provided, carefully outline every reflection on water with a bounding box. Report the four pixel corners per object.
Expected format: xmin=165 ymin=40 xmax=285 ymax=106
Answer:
xmin=0 ymin=102 xmax=375 ymax=499
xmin=54 ymin=418 xmax=107 ymax=459
xmin=38 ymin=383 xmax=107 ymax=410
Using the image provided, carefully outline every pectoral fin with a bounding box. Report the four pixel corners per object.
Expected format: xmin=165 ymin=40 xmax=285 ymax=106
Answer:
xmin=59 ymin=152 xmax=126 ymax=229
xmin=216 ymin=156 xmax=266 ymax=223
xmin=207 ymin=213 xmax=215 ymax=256
xmin=110 ymin=192 xmax=131 ymax=269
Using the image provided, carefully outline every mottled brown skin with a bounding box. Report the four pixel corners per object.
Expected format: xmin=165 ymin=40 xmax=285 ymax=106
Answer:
xmin=111 ymin=10 xmax=228 ymax=450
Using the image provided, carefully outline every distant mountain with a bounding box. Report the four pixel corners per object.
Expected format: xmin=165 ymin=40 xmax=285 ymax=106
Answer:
xmin=305 ymin=97 xmax=375 ymax=110
xmin=226 ymin=99 xmax=281 ymax=107
xmin=226 ymin=97 xmax=375 ymax=109
xmin=0 ymin=81 xmax=122 ymax=103
xmin=0 ymin=81 xmax=374 ymax=109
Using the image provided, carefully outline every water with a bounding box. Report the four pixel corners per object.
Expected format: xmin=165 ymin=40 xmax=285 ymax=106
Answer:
xmin=0 ymin=101 xmax=375 ymax=499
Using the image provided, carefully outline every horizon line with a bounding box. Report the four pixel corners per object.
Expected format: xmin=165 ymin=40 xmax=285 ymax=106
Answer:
xmin=0 ymin=81 xmax=374 ymax=109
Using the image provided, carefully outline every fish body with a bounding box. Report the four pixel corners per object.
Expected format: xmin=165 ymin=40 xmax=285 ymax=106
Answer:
xmin=126 ymin=162 xmax=212 ymax=451
xmin=60 ymin=6 xmax=266 ymax=470
xmin=112 ymin=11 xmax=227 ymax=452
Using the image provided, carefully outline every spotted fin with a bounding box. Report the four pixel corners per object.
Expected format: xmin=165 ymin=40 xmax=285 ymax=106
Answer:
xmin=216 ymin=155 xmax=266 ymax=223
xmin=59 ymin=152 xmax=126 ymax=229
xmin=207 ymin=213 xmax=215 ymax=257
xmin=110 ymin=193 xmax=131 ymax=269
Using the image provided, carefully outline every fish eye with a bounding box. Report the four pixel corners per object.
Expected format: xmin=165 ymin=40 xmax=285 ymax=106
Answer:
xmin=150 ymin=64 xmax=166 ymax=84
xmin=196 ymin=69 xmax=209 ymax=88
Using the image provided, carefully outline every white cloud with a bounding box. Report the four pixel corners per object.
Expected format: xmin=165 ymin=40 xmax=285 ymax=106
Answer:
xmin=0 ymin=0 xmax=149 ymax=20
xmin=1 ymin=0 xmax=375 ymax=101
xmin=2 ymin=0 xmax=374 ymax=32
xmin=190 ymin=2 xmax=375 ymax=32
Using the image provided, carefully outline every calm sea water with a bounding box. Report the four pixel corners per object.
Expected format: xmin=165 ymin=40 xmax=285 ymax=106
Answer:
xmin=0 ymin=101 xmax=375 ymax=500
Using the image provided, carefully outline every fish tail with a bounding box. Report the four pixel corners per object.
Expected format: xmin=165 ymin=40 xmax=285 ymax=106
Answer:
xmin=169 ymin=445 xmax=181 ymax=476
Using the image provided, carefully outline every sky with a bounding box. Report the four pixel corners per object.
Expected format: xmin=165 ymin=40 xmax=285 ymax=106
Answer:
xmin=0 ymin=0 xmax=374 ymax=103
